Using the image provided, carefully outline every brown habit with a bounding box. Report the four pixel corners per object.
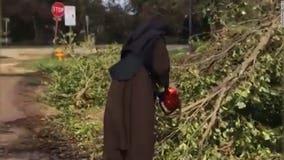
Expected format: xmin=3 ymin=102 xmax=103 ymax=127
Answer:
xmin=103 ymin=39 xmax=170 ymax=160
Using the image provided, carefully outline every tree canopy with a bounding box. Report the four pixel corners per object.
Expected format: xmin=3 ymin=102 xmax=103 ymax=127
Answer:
xmin=2 ymin=0 xmax=188 ymax=45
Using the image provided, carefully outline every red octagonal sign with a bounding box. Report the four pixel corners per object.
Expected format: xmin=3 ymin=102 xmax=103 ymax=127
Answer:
xmin=51 ymin=2 xmax=64 ymax=18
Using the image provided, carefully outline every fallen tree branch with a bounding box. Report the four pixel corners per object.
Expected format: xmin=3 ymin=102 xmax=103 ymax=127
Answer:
xmin=182 ymin=17 xmax=279 ymax=149
xmin=181 ymin=16 xmax=275 ymax=69
xmin=197 ymin=30 xmax=256 ymax=71
xmin=199 ymin=87 xmax=227 ymax=147
xmin=197 ymin=18 xmax=274 ymax=72
xmin=182 ymin=17 xmax=278 ymax=115
xmin=73 ymin=73 xmax=96 ymax=107
xmin=188 ymin=16 xmax=270 ymax=39
xmin=217 ymin=140 xmax=235 ymax=156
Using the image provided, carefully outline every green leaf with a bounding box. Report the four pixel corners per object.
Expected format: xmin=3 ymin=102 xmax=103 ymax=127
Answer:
xmin=262 ymin=132 xmax=271 ymax=140
xmin=247 ymin=122 xmax=254 ymax=129
xmin=252 ymin=96 xmax=261 ymax=103
xmin=251 ymin=128 xmax=259 ymax=136
xmin=236 ymin=102 xmax=246 ymax=109
xmin=239 ymin=90 xmax=249 ymax=97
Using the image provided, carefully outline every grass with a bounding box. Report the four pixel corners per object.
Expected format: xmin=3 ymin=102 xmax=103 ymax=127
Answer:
xmin=23 ymin=47 xmax=188 ymax=73
xmin=169 ymin=40 xmax=211 ymax=55
xmin=17 ymin=57 xmax=63 ymax=71
xmin=170 ymin=47 xmax=188 ymax=55
xmin=192 ymin=40 xmax=211 ymax=53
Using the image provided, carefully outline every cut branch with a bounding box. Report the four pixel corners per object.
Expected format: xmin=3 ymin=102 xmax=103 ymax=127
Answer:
xmin=74 ymin=73 xmax=96 ymax=107
xmin=199 ymin=87 xmax=226 ymax=147
xmin=182 ymin=17 xmax=278 ymax=114
xmin=182 ymin=17 xmax=279 ymax=148
xmin=181 ymin=17 xmax=276 ymax=70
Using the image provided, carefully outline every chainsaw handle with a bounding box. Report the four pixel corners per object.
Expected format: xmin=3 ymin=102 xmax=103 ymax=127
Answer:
xmin=159 ymin=101 xmax=175 ymax=115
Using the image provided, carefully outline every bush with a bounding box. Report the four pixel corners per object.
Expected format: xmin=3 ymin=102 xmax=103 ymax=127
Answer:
xmin=39 ymin=45 xmax=120 ymax=110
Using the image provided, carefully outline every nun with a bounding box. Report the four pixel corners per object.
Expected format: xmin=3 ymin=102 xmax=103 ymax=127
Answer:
xmin=103 ymin=14 xmax=171 ymax=160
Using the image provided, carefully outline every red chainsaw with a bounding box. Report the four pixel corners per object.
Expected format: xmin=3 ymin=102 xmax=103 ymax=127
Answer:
xmin=157 ymin=87 xmax=181 ymax=115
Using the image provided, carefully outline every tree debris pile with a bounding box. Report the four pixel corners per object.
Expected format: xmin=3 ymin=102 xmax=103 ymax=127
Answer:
xmin=155 ymin=15 xmax=283 ymax=159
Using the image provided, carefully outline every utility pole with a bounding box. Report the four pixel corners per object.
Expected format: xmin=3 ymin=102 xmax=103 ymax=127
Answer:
xmin=188 ymin=0 xmax=192 ymax=54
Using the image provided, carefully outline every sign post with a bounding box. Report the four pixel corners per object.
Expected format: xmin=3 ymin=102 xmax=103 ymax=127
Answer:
xmin=51 ymin=2 xmax=64 ymax=43
xmin=85 ymin=15 xmax=89 ymax=36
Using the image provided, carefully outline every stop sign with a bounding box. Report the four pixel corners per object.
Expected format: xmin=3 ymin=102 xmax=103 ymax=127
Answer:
xmin=51 ymin=2 xmax=64 ymax=18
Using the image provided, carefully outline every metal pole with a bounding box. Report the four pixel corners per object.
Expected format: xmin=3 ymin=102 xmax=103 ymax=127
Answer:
xmin=3 ymin=18 xmax=10 ymax=46
xmin=68 ymin=26 xmax=72 ymax=46
xmin=85 ymin=15 xmax=89 ymax=36
xmin=5 ymin=20 xmax=8 ymax=45
xmin=188 ymin=0 xmax=192 ymax=53
xmin=5 ymin=20 xmax=8 ymax=34
xmin=54 ymin=19 xmax=59 ymax=45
